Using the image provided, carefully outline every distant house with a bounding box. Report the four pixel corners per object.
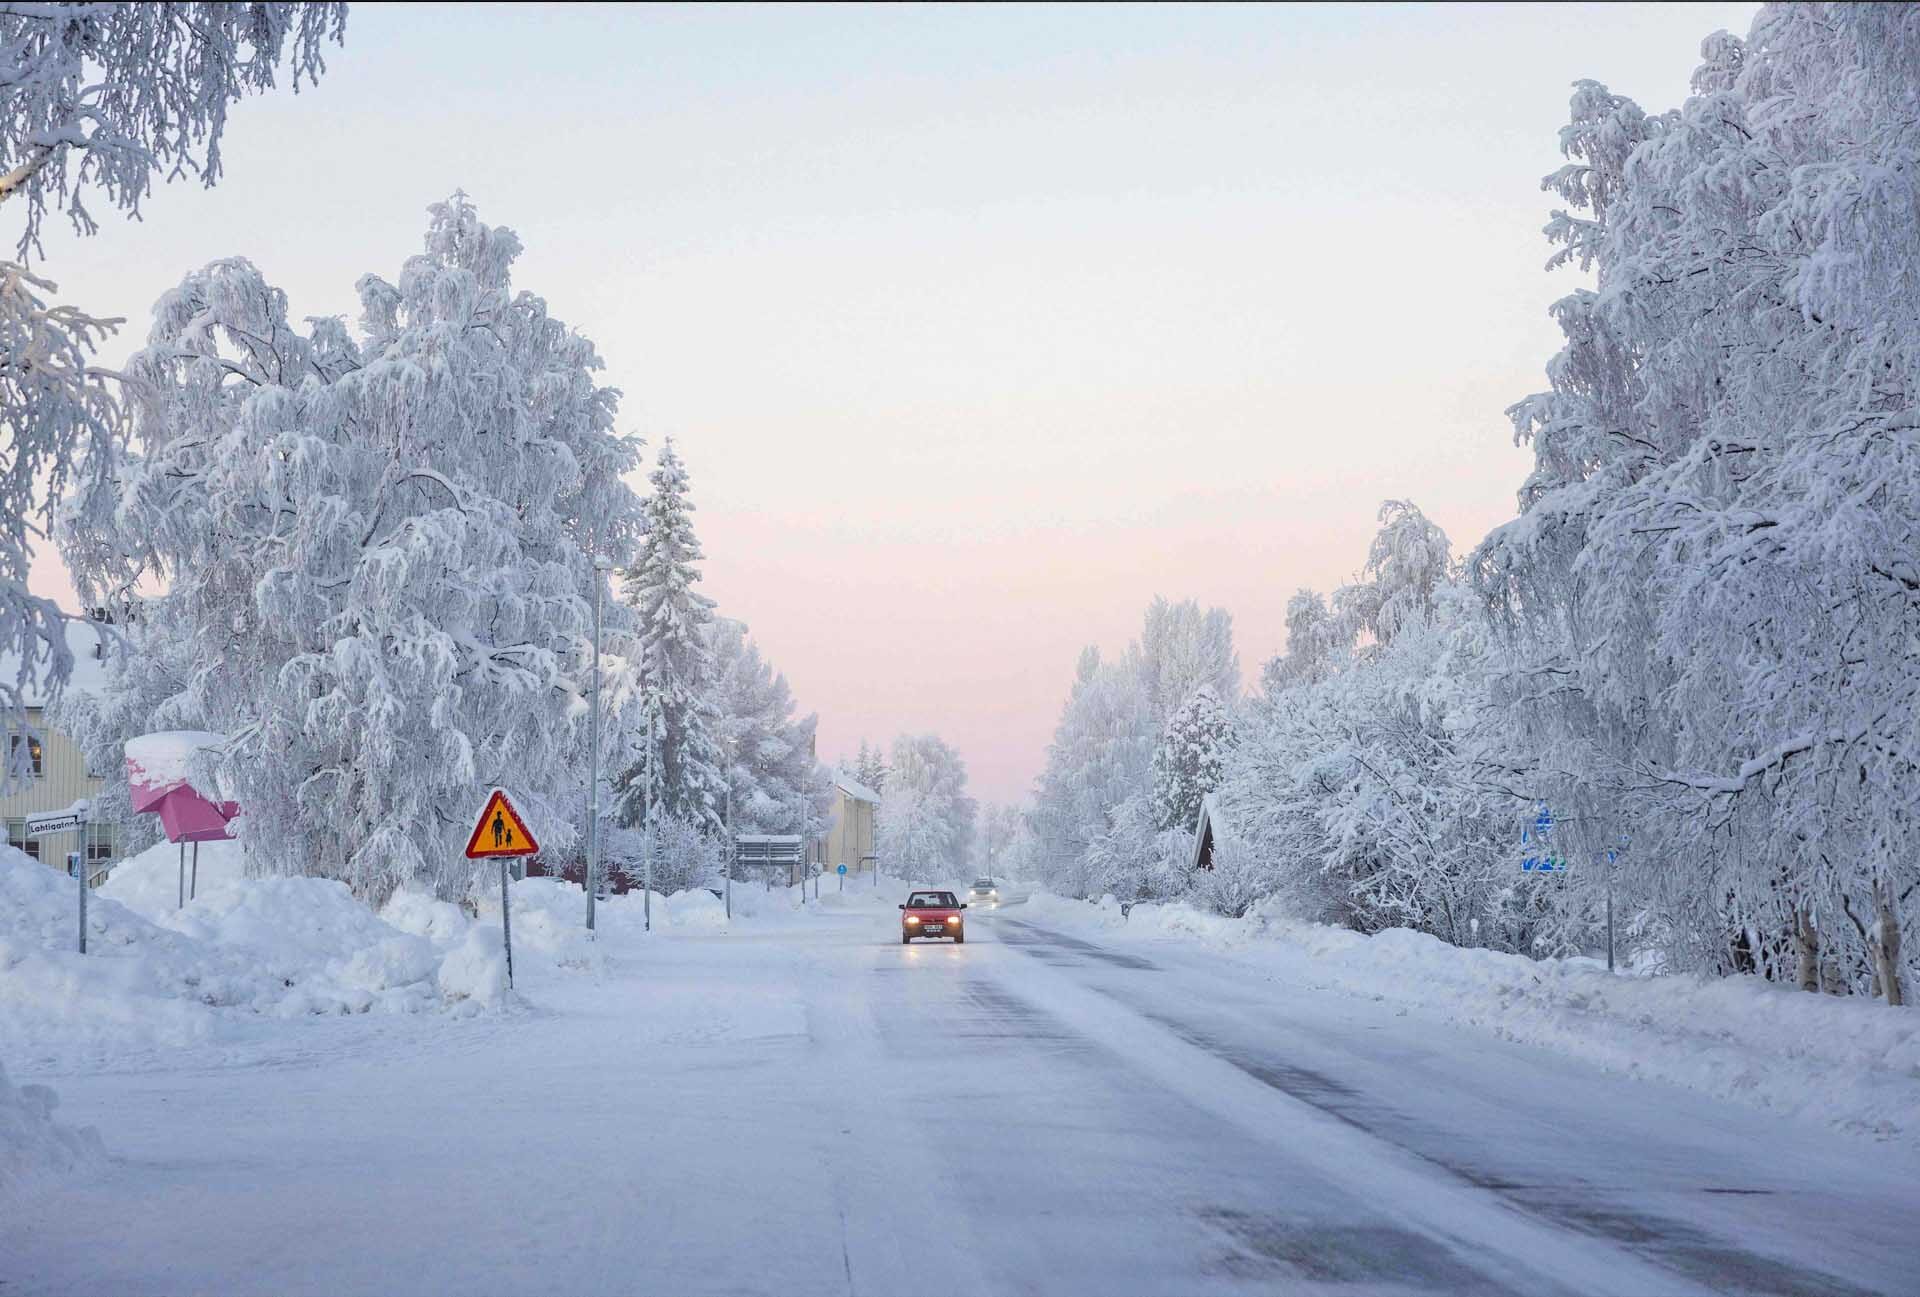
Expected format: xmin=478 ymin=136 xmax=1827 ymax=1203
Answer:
xmin=1190 ymin=792 xmax=1226 ymax=872
xmin=819 ymin=772 xmax=880 ymax=879
xmin=0 ymin=618 xmax=122 ymax=878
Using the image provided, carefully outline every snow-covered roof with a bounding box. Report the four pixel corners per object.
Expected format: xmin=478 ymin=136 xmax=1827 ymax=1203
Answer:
xmin=125 ymin=731 xmax=227 ymax=789
xmin=0 ymin=618 xmax=116 ymax=706
xmin=1190 ymin=792 xmax=1227 ymax=872
xmin=833 ymin=771 xmax=881 ymax=805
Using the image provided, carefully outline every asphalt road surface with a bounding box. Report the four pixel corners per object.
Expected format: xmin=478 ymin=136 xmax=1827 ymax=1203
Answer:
xmin=8 ymin=899 xmax=1917 ymax=1296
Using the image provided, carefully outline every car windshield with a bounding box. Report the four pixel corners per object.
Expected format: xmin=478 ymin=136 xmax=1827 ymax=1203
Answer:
xmin=973 ymin=880 xmax=995 ymax=889
xmin=908 ymin=892 xmax=956 ymax=908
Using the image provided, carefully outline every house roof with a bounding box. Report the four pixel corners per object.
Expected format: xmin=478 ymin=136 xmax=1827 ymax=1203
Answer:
xmin=1190 ymin=792 xmax=1224 ymax=872
xmin=833 ymin=771 xmax=882 ymax=805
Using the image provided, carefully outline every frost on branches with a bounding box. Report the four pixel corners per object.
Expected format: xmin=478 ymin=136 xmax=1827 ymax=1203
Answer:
xmin=707 ymin=617 xmax=833 ymax=839
xmin=62 ymin=196 xmax=644 ymax=901
xmin=1474 ymin=5 xmax=1920 ymax=1002
xmin=1030 ymin=598 xmax=1239 ymax=901
xmin=875 ymin=734 xmax=976 ymax=878
xmin=1150 ymin=685 xmax=1234 ymax=834
xmin=0 ymin=2 xmax=346 ymax=791
xmin=613 ymin=439 xmax=728 ymax=849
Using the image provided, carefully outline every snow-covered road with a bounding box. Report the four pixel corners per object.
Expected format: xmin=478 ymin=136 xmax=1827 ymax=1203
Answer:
xmin=8 ymin=898 xmax=1918 ymax=1296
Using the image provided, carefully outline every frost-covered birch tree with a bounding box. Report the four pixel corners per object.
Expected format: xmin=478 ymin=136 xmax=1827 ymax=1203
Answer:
xmin=62 ymin=196 xmax=644 ymax=900
xmin=876 ymin=733 xmax=975 ymax=877
xmin=1473 ymin=4 xmax=1920 ymax=1001
xmin=0 ymin=2 xmax=346 ymax=790
xmin=1030 ymin=598 xmax=1238 ymax=899
xmin=707 ymin=616 xmax=832 ymax=839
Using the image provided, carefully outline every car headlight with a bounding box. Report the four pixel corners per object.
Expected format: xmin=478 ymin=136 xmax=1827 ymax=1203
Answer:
xmin=906 ymin=915 xmax=920 ymax=924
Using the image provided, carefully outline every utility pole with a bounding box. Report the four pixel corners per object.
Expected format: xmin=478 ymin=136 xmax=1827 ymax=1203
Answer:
xmin=643 ymin=705 xmax=655 ymax=933
xmin=724 ymin=781 xmax=733 ymax=921
xmin=586 ymin=558 xmax=607 ymax=935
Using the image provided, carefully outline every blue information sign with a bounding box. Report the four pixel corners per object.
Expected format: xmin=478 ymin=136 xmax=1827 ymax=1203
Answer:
xmin=836 ymin=863 xmax=847 ymax=875
xmin=1521 ymin=803 xmax=1566 ymax=872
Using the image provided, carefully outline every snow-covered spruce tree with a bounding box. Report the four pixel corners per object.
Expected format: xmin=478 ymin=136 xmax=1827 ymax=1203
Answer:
xmin=0 ymin=3 xmax=346 ymax=790
xmin=62 ymin=197 xmax=644 ymax=900
xmin=707 ymin=617 xmax=832 ymax=838
xmin=852 ymin=739 xmax=888 ymax=796
xmin=876 ymin=733 xmax=975 ymax=878
xmin=1472 ymin=7 xmax=1920 ymax=1001
xmin=1150 ymin=685 xmax=1234 ymax=834
xmin=612 ymin=439 xmax=728 ymax=862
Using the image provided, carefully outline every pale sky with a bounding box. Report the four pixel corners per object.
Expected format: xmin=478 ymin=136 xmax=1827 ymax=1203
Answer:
xmin=25 ymin=1 xmax=1759 ymax=805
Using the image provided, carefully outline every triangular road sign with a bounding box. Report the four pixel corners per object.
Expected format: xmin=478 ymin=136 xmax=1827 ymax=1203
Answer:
xmin=465 ymin=787 xmax=540 ymax=858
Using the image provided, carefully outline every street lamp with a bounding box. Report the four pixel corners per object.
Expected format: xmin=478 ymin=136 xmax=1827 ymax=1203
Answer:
xmin=586 ymin=556 xmax=609 ymax=935
xmin=722 ymin=735 xmax=737 ymax=922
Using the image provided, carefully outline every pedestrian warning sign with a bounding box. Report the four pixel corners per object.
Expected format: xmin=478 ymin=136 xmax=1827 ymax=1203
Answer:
xmin=465 ymin=787 xmax=540 ymax=859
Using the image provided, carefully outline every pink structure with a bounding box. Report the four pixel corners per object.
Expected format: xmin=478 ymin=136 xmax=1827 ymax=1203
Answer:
xmin=125 ymin=731 xmax=241 ymax=843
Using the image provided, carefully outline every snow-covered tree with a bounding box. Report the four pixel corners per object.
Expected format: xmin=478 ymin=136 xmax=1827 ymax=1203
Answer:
xmin=62 ymin=196 xmax=644 ymax=900
xmin=0 ymin=3 xmax=346 ymax=790
xmin=707 ymin=616 xmax=832 ymax=839
xmin=1473 ymin=5 xmax=1920 ymax=1002
xmin=1150 ymin=685 xmax=1234 ymax=833
xmin=613 ymin=439 xmax=728 ymax=838
xmin=876 ymin=733 xmax=975 ymax=878
xmin=851 ymin=739 xmax=888 ymax=796
xmin=1139 ymin=596 xmax=1239 ymax=728
xmin=1029 ymin=597 xmax=1238 ymax=898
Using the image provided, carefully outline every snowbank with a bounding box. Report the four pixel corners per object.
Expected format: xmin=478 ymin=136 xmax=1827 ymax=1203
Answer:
xmin=98 ymin=837 xmax=246 ymax=914
xmin=1017 ymin=889 xmax=1920 ymax=1146
xmin=3 ymin=843 xmax=535 ymax=1064
xmin=0 ymin=1061 xmax=102 ymax=1195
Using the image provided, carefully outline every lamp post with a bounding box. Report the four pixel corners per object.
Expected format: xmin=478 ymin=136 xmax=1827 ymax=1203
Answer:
xmin=585 ymin=557 xmax=608 ymax=935
xmin=723 ymin=744 xmax=735 ymax=922
xmin=643 ymin=704 xmax=656 ymax=933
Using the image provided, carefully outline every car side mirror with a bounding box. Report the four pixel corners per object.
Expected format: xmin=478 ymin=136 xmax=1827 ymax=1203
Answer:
xmin=959 ymin=902 xmax=968 ymax=909
xmin=897 ymin=903 xmax=906 ymax=910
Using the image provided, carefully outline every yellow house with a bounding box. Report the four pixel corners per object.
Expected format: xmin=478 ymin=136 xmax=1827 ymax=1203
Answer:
xmin=819 ymin=772 xmax=880 ymax=878
xmin=1 ymin=620 xmax=120 ymax=878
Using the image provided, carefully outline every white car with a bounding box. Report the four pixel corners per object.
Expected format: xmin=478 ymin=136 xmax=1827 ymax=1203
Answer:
xmin=968 ymin=878 xmax=1001 ymax=907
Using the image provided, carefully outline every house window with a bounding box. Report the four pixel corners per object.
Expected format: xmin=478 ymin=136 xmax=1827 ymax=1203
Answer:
xmin=85 ymin=821 xmax=116 ymax=866
xmin=8 ymin=734 xmax=43 ymax=778
xmin=5 ymin=819 xmax=39 ymax=863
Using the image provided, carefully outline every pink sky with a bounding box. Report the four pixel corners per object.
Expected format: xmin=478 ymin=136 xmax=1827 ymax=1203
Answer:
xmin=24 ymin=2 xmax=1758 ymax=804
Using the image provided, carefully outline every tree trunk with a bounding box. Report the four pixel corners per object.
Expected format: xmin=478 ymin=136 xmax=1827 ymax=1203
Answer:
xmin=1792 ymin=906 xmax=1820 ymax=993
xmin=1872 ymin=879 xmax=1904 ymax=1008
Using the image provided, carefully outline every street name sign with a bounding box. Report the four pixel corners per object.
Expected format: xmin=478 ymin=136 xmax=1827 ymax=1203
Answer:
xmin=26 ymin=801 xmax=89 ymax=837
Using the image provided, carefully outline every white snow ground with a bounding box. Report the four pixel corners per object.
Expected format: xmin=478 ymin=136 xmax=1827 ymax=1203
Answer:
xmin=4 ymin=872 xmax=1918 ymax=1296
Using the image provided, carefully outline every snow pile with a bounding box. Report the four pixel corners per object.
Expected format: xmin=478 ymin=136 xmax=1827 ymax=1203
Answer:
xmin=1019 ymin=890 xmax=1920 ymax=1145
xmin=98 ymin=838 xmax=246 ymax=913
xmin=665 ymin=887 xmax=729 ymax=929
xmin=434 ymin=926 xmax=509 ymax=1008
xmin=4 ymin=842 xmax=541 ymax=1062
xmin=0 ymin=1061 xmax=103 ymax=1195
xmin=469 ymin=877 xmax=600 ymax=968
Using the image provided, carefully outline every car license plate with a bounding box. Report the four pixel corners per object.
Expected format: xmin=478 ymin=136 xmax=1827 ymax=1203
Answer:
xmin=923 ymin=924 xmax=943 ymax=933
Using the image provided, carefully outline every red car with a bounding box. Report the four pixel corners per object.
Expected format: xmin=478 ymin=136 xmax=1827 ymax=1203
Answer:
xmin=900 ymin=890 xmax=967 ymax=944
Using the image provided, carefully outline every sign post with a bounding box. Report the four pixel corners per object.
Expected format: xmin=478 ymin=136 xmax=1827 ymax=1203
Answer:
xmin=70 ymin=850 xmax=85 ymax=954
xmin=464 ymin=787 xmax=541 ymax=990
xmin=27 ymin=802 xmax=90 ymax=951
xmin=838 ymin=862 xmax=847 ymax=892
